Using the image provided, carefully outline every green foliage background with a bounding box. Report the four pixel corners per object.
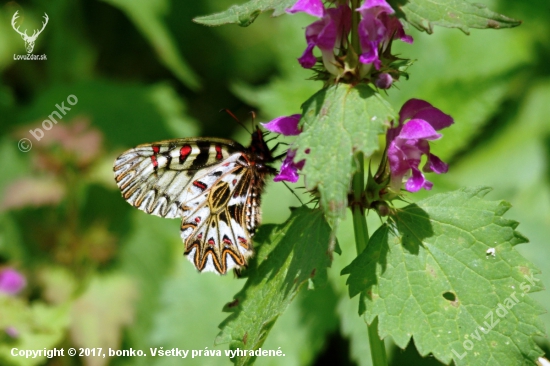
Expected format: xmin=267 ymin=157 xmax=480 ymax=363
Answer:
xmin=0 ymin=0 xmax=548 ymax=365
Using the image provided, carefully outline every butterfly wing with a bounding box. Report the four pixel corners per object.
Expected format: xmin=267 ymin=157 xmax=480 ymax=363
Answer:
xmin=113 ymin=138 xmax=257 ymax=274
xmin=180 ymin=163 xmax=258 ymax=273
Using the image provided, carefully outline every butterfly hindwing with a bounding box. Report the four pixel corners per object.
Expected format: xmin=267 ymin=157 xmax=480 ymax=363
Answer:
xmin=178 ymin=158 xmax=255 ymax=273
xmin=113 ymin=131 xmax=274 ymax=274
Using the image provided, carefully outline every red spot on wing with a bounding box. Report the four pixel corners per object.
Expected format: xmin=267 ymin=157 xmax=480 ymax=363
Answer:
xmin=152 ymin=145 xmax=160 ymax=154
xmin=193 ymin=181 xmax=207 ymax=191
xmin=195 ymin=217 xmax=201 ymax=223
xmin=179 ymin=144 xmax=192 ymax=164
xmin=208 ymin=238 xmax=215 ymax=246
xmin=150 ymin=155 xmax=158 ymax=169
xmin=232 ymin=179 xmax=237 ymax=185
xmin=223 ymin=236 xmax=232 ymax=245
xmin=223 ymin=162 xmax=231 ymax=167
xmin=215 ymin=145 xmax=223 ymax=160
xmin=238 ymin=236 xmax=249 ymax=249
xmin=197 ymin=233 xmax=203 ymax=239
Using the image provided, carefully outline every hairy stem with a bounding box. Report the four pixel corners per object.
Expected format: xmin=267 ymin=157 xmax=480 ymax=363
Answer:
xmin=351 ymin=152 xmax=388 ymax=366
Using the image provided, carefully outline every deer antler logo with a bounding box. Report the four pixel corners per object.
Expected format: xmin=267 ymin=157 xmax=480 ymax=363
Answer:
xmin=11 ymin=11 xmax=49 ymax=54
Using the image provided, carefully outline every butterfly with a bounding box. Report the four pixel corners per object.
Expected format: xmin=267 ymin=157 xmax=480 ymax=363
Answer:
xmin=113 ymin=127 xmax=277 ymax=274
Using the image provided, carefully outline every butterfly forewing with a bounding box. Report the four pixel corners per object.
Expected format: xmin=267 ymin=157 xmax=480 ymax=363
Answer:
xmin=113 ymin=130 xmax=275 ymax=274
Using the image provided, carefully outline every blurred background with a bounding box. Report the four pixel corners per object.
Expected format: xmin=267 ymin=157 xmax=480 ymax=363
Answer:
xmin=0 ymin=0 xmax=549 ymax=365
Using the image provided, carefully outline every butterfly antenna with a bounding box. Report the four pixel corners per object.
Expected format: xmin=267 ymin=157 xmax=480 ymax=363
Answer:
xmin=282 ymin=181 xmax=304 ymax=205
xmin=220 ymin=109 xmax=251 ymax=134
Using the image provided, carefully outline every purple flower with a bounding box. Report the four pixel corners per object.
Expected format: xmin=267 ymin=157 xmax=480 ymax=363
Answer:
xmin=287 ymin=0 xmax=324 ymax=17
xmin=262 ymin=114 xmax=306 ymax=183
xmin=357 ymin=0 xmax=413 ymax=70
xmin=288 ymin=1 xmax=351 ymax=75
xmin=274 ymin=149 xmax=305 ymax=183
xmin=261 ymin=114 xmax=301 ymax=136
xmin=0 ymin=268 xmax=26 ymax=295
xmin=387 ymin=99 xmax=453 ymax=192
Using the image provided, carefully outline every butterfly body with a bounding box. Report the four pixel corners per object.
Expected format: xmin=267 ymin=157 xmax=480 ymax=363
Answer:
xmin=113 ymin=128 xmax=276 ymax=274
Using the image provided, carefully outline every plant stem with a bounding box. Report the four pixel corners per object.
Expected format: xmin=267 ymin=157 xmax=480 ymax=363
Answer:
xmin=352 ymin=153 xmax=368 ymax=253
xmin=351 ymin=152 xmax=388 ymax=366
xmin=351 ymin=0 xmax=361 ymax=54
xmin=368 ymin=317 xmax=387 ymax=366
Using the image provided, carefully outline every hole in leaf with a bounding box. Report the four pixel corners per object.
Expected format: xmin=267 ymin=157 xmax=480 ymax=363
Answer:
xmin=443 ymin=291 xmax=456 ymax=301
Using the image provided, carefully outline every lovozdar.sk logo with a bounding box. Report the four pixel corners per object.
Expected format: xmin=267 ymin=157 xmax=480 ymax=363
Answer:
xmin=11 ymin=10 xmax=48 ymax=58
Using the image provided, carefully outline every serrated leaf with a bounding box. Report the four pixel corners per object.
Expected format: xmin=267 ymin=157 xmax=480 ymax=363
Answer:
xmin=194 ymin=0 xmax=296 ymax=27
xmin=294 ymin=84 xmax=395 ymax=228
xmin=342 ymin=187 xmax=546 ymax=365
xmin=394 ymin=0 xmax=522 ymax=34
xmin=216 ymin=206 xmax=332 ymax=365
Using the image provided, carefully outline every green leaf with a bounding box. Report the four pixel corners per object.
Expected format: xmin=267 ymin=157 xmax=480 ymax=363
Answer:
xmin=101 ymin=0 xmax=201 ymax=90
xmin=394 ymin=0 xmax=522 ymax=34
xmin=294 ymin=84 xmax=395 ymax=228
xmin=194 ymin=0 xmax=296 ymax=27
xmin=217 ymin=206 xmax=332 ymax=365
xmin=342 ymin=187 xmax=546 ymax=365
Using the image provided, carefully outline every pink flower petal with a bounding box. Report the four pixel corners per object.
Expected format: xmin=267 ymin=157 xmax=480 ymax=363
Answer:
xmin=398 ymin=99 xmax=453 ymax=130
xmin=412 ymin=108 xmax=454 ymax=131
xmin=357 ymin=0 xmax=395 ymax=16
xmin=387 ymin=141 xmax=409 ymax=177
xmin=398 ymin=119 xmax=441 ymax=140
xmin=357 ymin=13 xmax=386 ymax=68
xmin=405 ymin=167 xmax=432 ymax=192
xmin=425 ymin=153 xmax=449 ymax=174
xmin=261 ymin=114 xmax=301 ymax=136
xmin=298 ymin=43 xmax=317 ymax=68
xmin=273 ymin=149 xmax=305 ymax=183
xmin=287 ymin=0 xmax=324 ymax=17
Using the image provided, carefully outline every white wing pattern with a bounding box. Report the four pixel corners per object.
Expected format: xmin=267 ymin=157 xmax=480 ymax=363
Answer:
xmin=113 ymin=130 xmax=276 ymax=274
